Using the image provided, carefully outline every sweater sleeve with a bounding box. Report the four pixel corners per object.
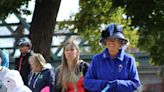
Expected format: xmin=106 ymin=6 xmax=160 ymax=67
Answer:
xmin=84 ymin=57 xmax=108 ymax=92
xmin=48 ymin=69 xmax=55 ymax=92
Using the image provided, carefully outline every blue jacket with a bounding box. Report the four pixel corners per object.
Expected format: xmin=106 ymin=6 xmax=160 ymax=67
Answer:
xmin=1 ymin=49 xmax=9 ymax=68
xmin=28 ymin=64 xmax=55 ymax=92
xmin=84 ymin=48 xmax=140 ymax=92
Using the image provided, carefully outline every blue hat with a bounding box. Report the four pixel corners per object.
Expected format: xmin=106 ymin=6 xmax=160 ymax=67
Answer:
xmin=100 ymin=23 xmax=128 ymax=45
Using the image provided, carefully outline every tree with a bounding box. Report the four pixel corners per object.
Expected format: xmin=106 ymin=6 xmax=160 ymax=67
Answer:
xmin=0 ymin=0 xmax=31 ymax=19
xmin=111 ymin=0 xmax=164 ymax=65
xmin=29 ymin=0 xmax=61 ymax=61
xmin=0 ymin=0 xmax=61 ymax=61
xmin=59 ymin=0 xmax=138 ymax=54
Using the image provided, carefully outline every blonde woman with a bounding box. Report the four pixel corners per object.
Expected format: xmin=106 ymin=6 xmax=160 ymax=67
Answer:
xmin=55 ymin=39 xmax=89 ymax=92
xmin=28 ymin=53 xmax=55 ymax=92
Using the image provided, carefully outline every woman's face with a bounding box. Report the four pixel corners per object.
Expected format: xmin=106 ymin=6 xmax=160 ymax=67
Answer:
xmin=29 ymin=56 xmax=40 ymax=72
xmin=64 ymin=44 xmax=78 ymax=62
xmin=105 ymin=37 xmax=121 ymax=52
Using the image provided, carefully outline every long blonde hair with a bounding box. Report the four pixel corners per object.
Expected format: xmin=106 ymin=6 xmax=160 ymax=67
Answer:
xmin=57 ymin=38 xmax=81 ymax=89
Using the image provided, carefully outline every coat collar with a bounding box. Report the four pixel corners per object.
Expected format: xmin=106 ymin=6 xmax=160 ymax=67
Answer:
xmin=102 ymin=48 xmax=125 ymax=61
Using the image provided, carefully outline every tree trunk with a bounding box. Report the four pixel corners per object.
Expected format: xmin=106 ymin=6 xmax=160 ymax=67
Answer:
xmin=29 ymin=0 xmax=61 ymax=62
xmin=161 ymin=66 xmax=164 ymax=92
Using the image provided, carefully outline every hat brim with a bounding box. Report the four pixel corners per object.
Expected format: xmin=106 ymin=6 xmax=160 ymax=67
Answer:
xmin=100 ymin=35 xmax=128 ymax=46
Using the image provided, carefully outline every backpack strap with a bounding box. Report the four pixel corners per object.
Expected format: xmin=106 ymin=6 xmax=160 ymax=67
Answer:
xmin=79 ymin=61 xmax=89 ymax=76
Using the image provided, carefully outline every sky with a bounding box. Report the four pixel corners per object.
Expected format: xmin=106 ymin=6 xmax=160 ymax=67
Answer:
xmin=0 ymin=0 xmax=80 ymax=56
xmin=57 ymin=0 xmax=79 ymax=21
xmin=5 ymin=0 xmax=79 ymax=23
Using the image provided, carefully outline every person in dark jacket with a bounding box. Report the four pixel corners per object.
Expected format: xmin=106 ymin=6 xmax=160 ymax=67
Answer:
xmin=15 ymin=38 xmax=32 ymax=86
xmin=84 ymin=23 xmax=141 ymax=92
xmin=28 ymin=53 xmax=55 ymax=92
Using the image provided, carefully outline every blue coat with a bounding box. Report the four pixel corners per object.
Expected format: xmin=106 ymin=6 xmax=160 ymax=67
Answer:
xmin=28 ymin=64 xmax=55 ymax=92
xmin=0 ymin=49 xmax=9 ymax=68
xmin=84 ymin=48 xmax=140 ymax=92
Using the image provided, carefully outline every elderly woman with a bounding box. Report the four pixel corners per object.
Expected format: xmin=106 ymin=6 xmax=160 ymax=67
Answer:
xmin=55 ymin=38 xmax=89 ymax=92
xmin=84 ymin=23 xmax=141 ymax=92
xmin=28 ymin=53 xmax=55 ymax=92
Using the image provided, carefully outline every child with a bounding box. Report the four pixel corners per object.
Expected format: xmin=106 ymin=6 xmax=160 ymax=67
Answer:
xmin=0 ymin=54 xmax=10 ymax=92
xmin=2 ymin=70 xmax=32 ymax=92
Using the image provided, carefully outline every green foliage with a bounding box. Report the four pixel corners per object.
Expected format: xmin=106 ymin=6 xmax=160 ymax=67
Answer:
xmin=112 ymin=0 xmax=164 ymax=65
xmin=0 ymin=0 xmax=31 ymax=19
xmin=59 ymin=0 xmax=138 ymax=54
xmin=124 ymin=27 xmax=138 ymax=48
